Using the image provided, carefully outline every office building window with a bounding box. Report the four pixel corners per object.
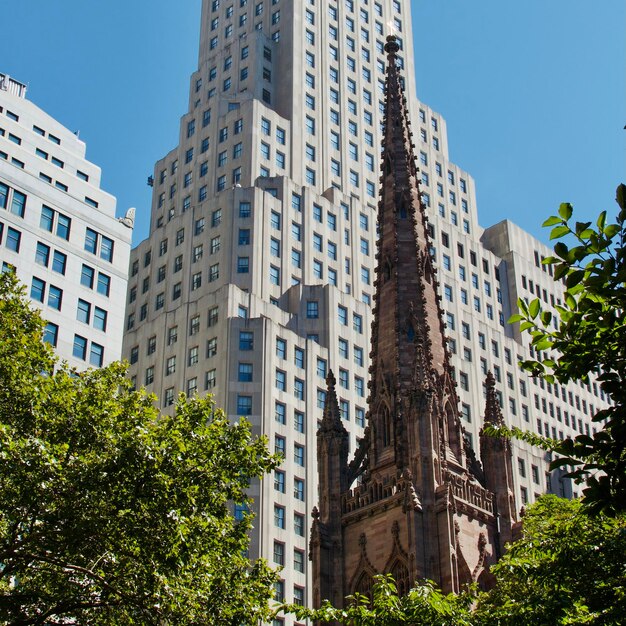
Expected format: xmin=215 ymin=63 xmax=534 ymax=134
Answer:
xmin=237 ymin=395 xmax=252 ymax=416
xmin=73 ymin=335 xmax=88 ymax=361
xmin=274 ymin=470 xmax=285 ymax=493
xmin=274 ymin=505 xmax=285 ymax=529
xmin=294 ymin=478 xmax=305 ymax=501
xmin=43 ymin=322 xmax=58 ymax=347
xmin=238 ymin=362 xmax=253 ymax=382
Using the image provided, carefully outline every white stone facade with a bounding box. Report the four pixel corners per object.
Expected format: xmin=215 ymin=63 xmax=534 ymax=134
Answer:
xmin=0 ymin=73 xmax=132 ymax=369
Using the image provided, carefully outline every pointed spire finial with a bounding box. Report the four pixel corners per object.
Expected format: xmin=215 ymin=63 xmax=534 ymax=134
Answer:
xmin=384 ymin=34 xmax=400 ymax=56
xmin=326 ymin=370 xmax=337 ymax=392
xmin=483 ymin=371 xmax=504 ymax=426
xmin=319 ymin=369 xmax=348 ymax=436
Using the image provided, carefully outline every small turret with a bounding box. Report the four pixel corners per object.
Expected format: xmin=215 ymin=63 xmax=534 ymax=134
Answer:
xmin=311 ymin=371 xmax=349 ymax=614
xmin=480 ymin=372 xmax=518 ymax=555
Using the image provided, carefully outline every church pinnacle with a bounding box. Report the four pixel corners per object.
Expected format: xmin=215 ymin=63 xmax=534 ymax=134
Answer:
xmin=366 ymin=34 xmax=460 ymax=474
xmin=311 ymin=34 xmax=517 ymax=606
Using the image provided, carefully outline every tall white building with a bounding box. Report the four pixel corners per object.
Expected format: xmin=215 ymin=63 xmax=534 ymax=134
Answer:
xmin=122 ymin=1 xmax=608 ymax=618
xmin=0 ymin=73 xmax=132 ymax=368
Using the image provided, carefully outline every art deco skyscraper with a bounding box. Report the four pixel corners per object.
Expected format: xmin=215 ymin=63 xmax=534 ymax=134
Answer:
xmin=123 ymin=1 xmax=607 ymax=618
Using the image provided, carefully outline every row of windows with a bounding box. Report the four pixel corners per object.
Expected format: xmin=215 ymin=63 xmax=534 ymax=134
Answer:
xmin=443 ymin=283 xmax=502 ymax=311
xmin=521 ymin=274 xmax=561 ymax=308
xmin=129 ymin=308 xmax=220 ymax=365
xmin=40 ymin=205 xmax=70 ymax=240
xmin=0 ymin=125 xmax=89 ymax=188
xmin=31 ymin=120 xmax=61 ymax=146
xmin=530 ymin=367 xmax=605 ymax=403
xmin=0 ymin=147 xmax=25 ymax=168
xmin=209 ymin=3 xmax=280 ymax=28
xmin=273 ymin=504 xmax=305 ymax=538
xmin=273 ymin=469 xmax=305 ymax=500
xmin=138 ymin=362 xmax=216 ymax=397
xmin=35 ymin=145 xmax=66 ymax=171
xmin=0 ymin=181 xmax=26 ymax=217
xmin=30 ymin=277 xmax=62 ymax=311
xmin=272 ymin=540 xmax=306 ymax=575
xmin=274 ymin=436 xmax=305 ymax=467
xmin=272 ymin=579 xmax=304 ymax=606
xmin=5 ymin=201 xmax=113 ymax=265
xmin=77 ymin=298 xmax=108 ymax=332
xmin=237 ymin=358 xmax=364 ymax=400
xmin=206 ymin=24 xmax=279 ymax=56
xmin=80 ymin=264 xmax=111 ymax=297
xmin=72 ymin=334 xmax=105 ymax=367
xmin=274 ymin=401 xmax=305 ymax=433
xmin=85 ymin=227 xmax=114 ymax=262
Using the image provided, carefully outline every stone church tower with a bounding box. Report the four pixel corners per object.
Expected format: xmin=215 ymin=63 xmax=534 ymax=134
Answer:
xmin=311 ymin=36 xmax=518 ymax=610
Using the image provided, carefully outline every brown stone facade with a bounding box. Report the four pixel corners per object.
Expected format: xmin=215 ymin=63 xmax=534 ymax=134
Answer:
xmin=311 ymin=36 xmax=518 ymax=611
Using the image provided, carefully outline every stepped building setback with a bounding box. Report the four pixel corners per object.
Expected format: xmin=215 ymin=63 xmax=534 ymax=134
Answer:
xmin=121 ymin=1 xmax=609 ymax=619
xmin=0 ymin=73 xmax=132 ymax=368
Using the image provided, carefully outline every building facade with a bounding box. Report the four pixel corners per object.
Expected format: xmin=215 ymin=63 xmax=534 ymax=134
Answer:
xmin=121 ymin=1 xmax=608 ymax=620
xmin=0 ymin=73 xmax=132 ymax=368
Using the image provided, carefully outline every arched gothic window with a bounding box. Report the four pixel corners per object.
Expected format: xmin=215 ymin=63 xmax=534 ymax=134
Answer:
xmin=381 ymin=404 xmax=392 ymax=448
xmin=390 ymin=560 xmax=410 ymax=597
xmin=353 ymin=570 xmax=373 ymax=600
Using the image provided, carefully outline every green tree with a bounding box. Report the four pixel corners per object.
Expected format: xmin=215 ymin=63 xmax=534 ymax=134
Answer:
xmin=0 ymin=273 xmax=279 ymax=625
xmin=280 ymin=498 xmax=625 ymax=626
xmin=508 ymin=184 xmax=626 ymax=515
xmin=280 ymin=576 xmax=474 ymax=626
xmin=475 ymin=496 xmax=626 ymax=625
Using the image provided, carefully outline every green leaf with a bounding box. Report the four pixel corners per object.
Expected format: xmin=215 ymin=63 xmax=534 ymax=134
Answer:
xmin=554 ymin=263 xmax=569 ymax=281
xmin=550 ymin=225 xmax=571 ymax=240
xmin=566 ymin=270 xmax=585 ymax=288
xmin=558 ymin=202 xmax=573 ymax=220
xmin=540 ymin=310 xmax=552 ymax=326
xmin=554 ymin=242 xmax=570 ymax=260
xmin=542 ymin=215 xmax=563 ymax=227
xmin=616 ymin=183 xmax=626 ymax=210
xmin=528 ymin=298 xmax=541 ymax=320
xmin=533 ymin=338 xmax=553 ymax=352
xmin=596 ymin=211 xmax=607 ymax=231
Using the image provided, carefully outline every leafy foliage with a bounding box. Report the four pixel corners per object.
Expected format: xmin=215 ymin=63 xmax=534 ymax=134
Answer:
xmin=508 ymin=184 xmax=626 ymax=515
xmin=476 ymin=496 xmax=626 ymax=625
xmin=0 ymin=273 xmax=279 ymax=625
xmin=281 ymin=575 xmax=475 ymax=626
xmin=280 ymin=498 xmax=625 ymax=626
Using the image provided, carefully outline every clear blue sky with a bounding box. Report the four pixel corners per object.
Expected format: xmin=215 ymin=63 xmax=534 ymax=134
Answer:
xmin=1 ymin=0 xmax=624 ymax=246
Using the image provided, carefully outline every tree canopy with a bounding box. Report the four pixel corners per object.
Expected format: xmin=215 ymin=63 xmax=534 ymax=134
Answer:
xmin=508 ymin=184 xmax=626 ymax=515
xmin=0 ymin=273 xmax=279 ymax=625
xmin=281 ymin=575 xmax=474 ymax=626
xmin=281 ymin=497 xmax=626 ymax=626
xmin=476 ymin=496 xmax=626 ymax=625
